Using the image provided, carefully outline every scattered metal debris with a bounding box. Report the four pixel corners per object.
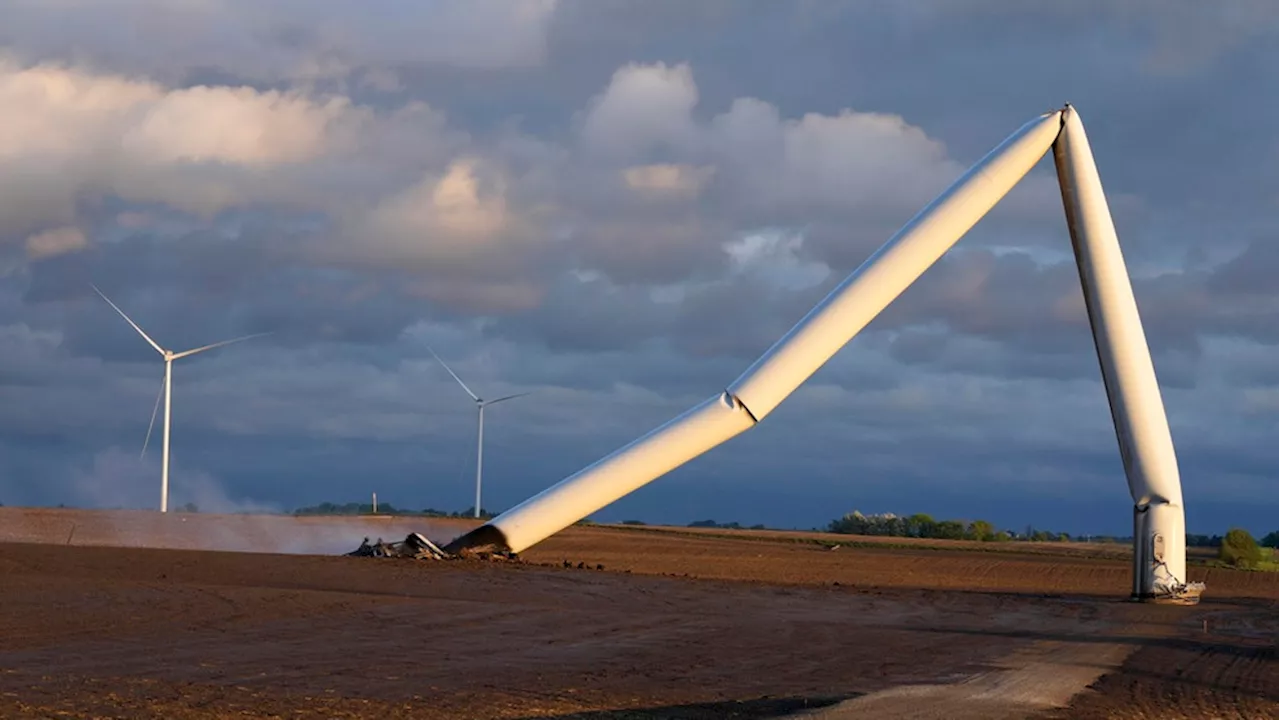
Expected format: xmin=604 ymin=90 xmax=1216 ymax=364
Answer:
xmin=346 ymin=533 xmax=520 ymax=563
xmin=345 ymin=534 xmax=612 ymax=571
xmin=347 ymin=533 xmax=449 ymax=560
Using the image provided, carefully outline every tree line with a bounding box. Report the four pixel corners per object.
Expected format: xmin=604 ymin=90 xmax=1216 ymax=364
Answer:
xmin=827 ymin=510 xmax=1035 ymax=542
xmin=823 ymin=510 xmax=1280 ymax=553
xmin=291 ymin=501 xmax=495 ymax=520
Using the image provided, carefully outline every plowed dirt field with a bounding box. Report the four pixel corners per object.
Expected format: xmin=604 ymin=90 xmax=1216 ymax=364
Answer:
xmin=0 ymin=508 xmax=1274 ymax=719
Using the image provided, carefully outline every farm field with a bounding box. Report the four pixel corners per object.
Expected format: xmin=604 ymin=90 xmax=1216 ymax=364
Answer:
xmin=0 ymin=507 xmax=1275 ymax=719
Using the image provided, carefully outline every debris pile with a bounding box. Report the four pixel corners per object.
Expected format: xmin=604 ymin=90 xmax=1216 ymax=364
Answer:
xmin=347 ymin=532 xmax=449 ymax=560
xmin=346 ymin=533 xmax=520 ymax=563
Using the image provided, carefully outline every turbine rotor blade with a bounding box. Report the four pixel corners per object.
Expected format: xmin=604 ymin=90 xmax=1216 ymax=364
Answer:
xmin=426 ymin=345 xmax=479 ymax=401
xmin=141 ymin=370 xmax=165 ymax=459
xmin=171 ymin=332 xmax=271 ymax=360
xmin=91 ymin=284 xmax=165 ymax=355
xmin=483 ymin=392 xmax=531 ymax=407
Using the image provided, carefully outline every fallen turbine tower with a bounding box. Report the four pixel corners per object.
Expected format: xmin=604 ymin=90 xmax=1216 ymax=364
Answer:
xmin=444 ymin=105 xmax=1203 ymax=604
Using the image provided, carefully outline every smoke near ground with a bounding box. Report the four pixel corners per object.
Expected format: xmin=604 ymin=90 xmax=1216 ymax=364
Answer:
xmin=0 ymin=506 xmax=473 ymax=557
xmin=71 ymin=447 xmax=280 ymax=515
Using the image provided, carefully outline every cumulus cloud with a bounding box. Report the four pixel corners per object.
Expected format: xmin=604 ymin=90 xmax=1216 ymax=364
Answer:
xmin=623 ymin=163 xmax=715 ymax=197
xmin=580 ymin=62 xmax=701 ymax=160
xmin=0 ymin=52 xmax=1065 ymax=327
xmin=25 ymin=227 xmax=88 ymax=259
xmin=364 ymin=160 xmax=516 ymax=257
xmin=0 ymin=57 xmax=378 ymax=238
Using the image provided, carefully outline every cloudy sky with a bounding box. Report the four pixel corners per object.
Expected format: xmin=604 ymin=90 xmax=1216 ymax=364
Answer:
xmin=0 ymin=0 xmax=1274 ymax=536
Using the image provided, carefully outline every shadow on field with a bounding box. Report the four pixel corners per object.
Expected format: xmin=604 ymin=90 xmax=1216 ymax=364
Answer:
xmin=516 ymin=693 xmax=859 ymax=719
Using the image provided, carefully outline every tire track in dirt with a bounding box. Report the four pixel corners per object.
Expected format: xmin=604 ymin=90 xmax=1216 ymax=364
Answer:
xmin=789 ymin=637 xmax=1135 ymax=719
xmin=1037 ymin=600 xmax=1279 ymax=720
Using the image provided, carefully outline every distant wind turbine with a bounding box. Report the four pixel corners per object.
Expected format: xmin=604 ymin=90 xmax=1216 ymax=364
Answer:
xmin=92 ymin=284 xmax=269 ymax=512
xmin=427 ymin=346 xmax=530 ymax=519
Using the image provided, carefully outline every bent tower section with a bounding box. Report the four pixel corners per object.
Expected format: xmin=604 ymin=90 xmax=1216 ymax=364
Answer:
xmin=444 ymin=105 xmax=1201 ymax=604
xmin=1053 ymin=107 xmax=1199 ymax=602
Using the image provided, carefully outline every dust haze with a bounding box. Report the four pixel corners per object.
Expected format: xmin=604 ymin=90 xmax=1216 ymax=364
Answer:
xmin=9 ymin=451 xmax=470 ymax=555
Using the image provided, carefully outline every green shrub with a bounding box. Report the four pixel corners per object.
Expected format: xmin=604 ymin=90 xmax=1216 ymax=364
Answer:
xmin=1219 ymin=528 xmax=1263 ymax=569
xmin=967 ymin=520 xmax=995 ymax=542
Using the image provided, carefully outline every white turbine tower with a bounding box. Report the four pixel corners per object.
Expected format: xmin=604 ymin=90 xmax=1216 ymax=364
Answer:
xmin=92 ymin=284 xmax=268 ymax=513
xmin=427 ymin=347 xmax=529 ymax=519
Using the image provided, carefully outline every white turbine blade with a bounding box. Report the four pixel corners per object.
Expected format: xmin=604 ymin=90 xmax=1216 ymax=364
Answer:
xmin=483 ymin=392 xmax=531 ymax=407
xmin=426 ymin=346 xmax=479 ymax=401
xmin=91 ymin=284 xmax=165 ymax=355
xmin=171 ymin=332 xmax=271 ymax=360
xmin=141 ymin=370 xmax=165 ymax=459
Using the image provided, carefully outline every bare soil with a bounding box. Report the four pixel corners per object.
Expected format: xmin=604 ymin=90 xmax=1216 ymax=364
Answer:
xmin=0 ymin=508 xmax=1274 ymax=719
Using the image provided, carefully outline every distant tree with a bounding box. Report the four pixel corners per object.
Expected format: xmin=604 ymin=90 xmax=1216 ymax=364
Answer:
xmin=827 ymin=511 xmax=865 ymax=535
xmin=177 ymin=502 xmax=199 ymax=513
xmin=294 ymin=501 xmax=493 ymax=517
xmin=966 ymin=520 xmax=995 ymax=542
xmin=932 ymin=520 xmax=967 ymax=540
xmin=1260 ymin=531 xmax=1278 ymax=549
xmin=621 ymin=520 xmax=646 ymax=526
xmin=689 ymin=519 xmax=719 ymax=528
xmin=828 ymin=511 xmax=908 ymax=537
xmin=1219 ymin=528 xmax=1262 ymax=568
xmin=749 ymin=524 xmax=766 ymax=530
xmin=904 ymin=513 xmax=936 ymax=538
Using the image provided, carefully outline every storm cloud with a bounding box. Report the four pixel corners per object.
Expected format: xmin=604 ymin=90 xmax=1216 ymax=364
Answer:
xmin=0 ymin=0 xmax=1274 ymax=536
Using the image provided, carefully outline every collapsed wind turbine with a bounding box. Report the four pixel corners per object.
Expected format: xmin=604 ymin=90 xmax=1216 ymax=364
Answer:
xmin=92 ymin=284 xmax=268 ymax=513
xmin=427 ymin=347 xmax=529 ymax=519
xmin=444 ymin=105 xmax=1203 ymax=604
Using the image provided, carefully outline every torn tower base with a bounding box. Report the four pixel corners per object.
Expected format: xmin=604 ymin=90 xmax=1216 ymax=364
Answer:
xmin=1134 ymin=504 xmax=1204 ymax=604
